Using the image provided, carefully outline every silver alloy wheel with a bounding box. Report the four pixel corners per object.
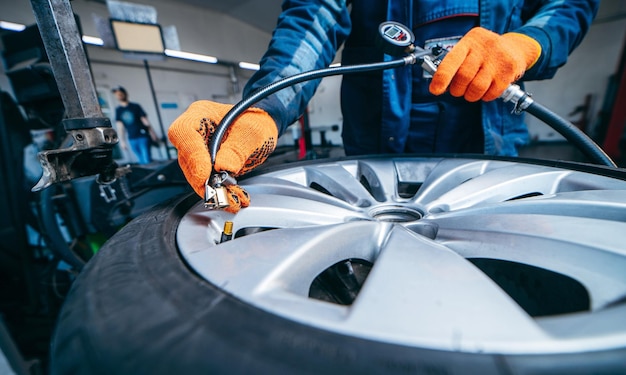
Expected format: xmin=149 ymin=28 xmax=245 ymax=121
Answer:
xmin=177 ymin=157 xmax=626 ymax=356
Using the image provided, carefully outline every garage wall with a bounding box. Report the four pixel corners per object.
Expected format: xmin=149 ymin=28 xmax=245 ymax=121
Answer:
xmin=87 ymin=59 xmax=233 ymax=162
xmin=524 ymin=11 xmax=626 ymax=142
xmin=1 ymin=0 xmax=625 ymax=158
xmin=0 ymin=0 xmax=276 ymax=162
xmin=0 ymin=0 xmax=345 ymax=160
xmin=0 ymin=0 xmax=274 ymax=63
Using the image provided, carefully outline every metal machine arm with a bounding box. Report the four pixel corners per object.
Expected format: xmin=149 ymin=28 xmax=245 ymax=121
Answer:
xmin=29 ymin=0 xmax=124 ymax=191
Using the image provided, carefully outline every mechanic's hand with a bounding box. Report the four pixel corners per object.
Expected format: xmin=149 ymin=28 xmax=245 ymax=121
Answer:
xmin=429 ymin=27 xmax=541 ymax=102
xmin=168 ymin=100 xmax=278 ymax=213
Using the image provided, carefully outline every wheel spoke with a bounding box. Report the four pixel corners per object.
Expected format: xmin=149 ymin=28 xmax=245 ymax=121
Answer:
xmin=345 ymin=225 xmax=547 ymax=348
xmin=413 ymin=159 xmax=512 ymax=204
xmin=354 ymin=160 xmax=401 ymax=202
xmin=301 ymin=164 xmax=383 ymax=206
xmin=184 ymin=221 xmax=391 ymax=298
xmin=417 ymin=163 xmax=624 ymax=213
xmin=243 ymin=176 xmax=359 ymax=210
xmin=233 ymin=193 xmax=369 ymax=229
xmin=429 ymin=190 xmax=626 ymax=221
xmin=432 ymin=213 xmax=626 ymax=309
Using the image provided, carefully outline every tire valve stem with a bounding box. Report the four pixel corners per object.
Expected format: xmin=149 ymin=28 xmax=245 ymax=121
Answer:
xmin=220 ymin=221 xmax=234 ymax=243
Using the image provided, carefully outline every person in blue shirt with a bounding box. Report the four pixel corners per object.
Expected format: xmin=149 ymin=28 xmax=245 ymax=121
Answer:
xmin=168 ymin=0 xmax=599 ymax=212
xmin=113 ymin=86 xmax=158 ymax=164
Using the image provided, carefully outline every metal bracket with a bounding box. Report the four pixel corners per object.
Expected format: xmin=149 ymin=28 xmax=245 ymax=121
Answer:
xmin=99 ymin=184 xmax=118 ymax=204
xmin=32 ymin=119 xmax=124 ymax=191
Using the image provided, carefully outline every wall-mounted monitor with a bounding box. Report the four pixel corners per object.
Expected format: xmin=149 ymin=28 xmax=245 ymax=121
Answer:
xmin=110 ymin=19 xmax=165 ymax=54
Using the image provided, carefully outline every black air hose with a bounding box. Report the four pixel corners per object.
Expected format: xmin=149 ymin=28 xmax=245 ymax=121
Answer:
xmin=209 ymin=55 xmax=424 ymax=162
xmin=209 ymin=53 xmax=616 ymax=168
xmin=525 ymin=101 xmax=615 ymax=167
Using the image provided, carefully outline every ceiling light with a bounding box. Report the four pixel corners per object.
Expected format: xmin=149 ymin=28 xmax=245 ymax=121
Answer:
xmin=0 ymin=21 xmax=26 ymax=31
xmin=82 ymin=35 xmax=104 ymax=46
xmin=238 ymin=62 xmax=260 ymax=71
xmin=165 ymin=49 xmax=218 ymax=64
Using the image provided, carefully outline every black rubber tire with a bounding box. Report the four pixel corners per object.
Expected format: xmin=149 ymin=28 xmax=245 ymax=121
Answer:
xmin=49 ymin=192 xmax=626 ymax=375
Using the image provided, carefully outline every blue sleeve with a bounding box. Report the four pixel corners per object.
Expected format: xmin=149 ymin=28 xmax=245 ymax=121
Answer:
xmin=515 ymin=0 xmax=599 ymax=81
xmin=242 ymin=0 xmax=351 ymax=135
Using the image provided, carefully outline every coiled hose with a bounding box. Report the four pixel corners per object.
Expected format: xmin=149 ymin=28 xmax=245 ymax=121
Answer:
xmin=209 ymin=55 xmax=616 ymax=168
xmin=208 ymin=54 xmax=424 ymax=162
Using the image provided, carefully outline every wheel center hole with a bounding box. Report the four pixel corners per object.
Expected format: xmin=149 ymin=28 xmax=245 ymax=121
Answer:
xmin=369 ymin=205 xmax=422 ymax=222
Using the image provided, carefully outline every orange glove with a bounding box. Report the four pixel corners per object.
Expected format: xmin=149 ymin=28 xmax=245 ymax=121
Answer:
xmin=429 ymin=27 xmax=541 ymax=102
xmin=168 ymin=100 xmax=278 ymax=213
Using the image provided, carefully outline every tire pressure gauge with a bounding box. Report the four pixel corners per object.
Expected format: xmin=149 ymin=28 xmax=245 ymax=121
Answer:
xmin=377 ymin=21 xmax=415 ymax=56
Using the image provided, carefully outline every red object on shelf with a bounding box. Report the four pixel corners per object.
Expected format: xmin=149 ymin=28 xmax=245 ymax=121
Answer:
xmin=298 ymin=118 xmax=306 ymax=160
xmin=602 ymin=37 xmax=626 ymax=159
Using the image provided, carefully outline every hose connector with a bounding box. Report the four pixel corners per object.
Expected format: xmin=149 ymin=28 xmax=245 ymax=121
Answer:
xmin=204 ymin=171 xmax=237 ymax=209
xmin=500 ymin=84 xmax=534 ymax=115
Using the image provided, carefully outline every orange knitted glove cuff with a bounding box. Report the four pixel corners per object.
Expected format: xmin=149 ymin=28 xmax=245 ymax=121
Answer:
xmin=502 ymin=32 xmax=542 ymax=69
xmin=214 ymin=107 xmax=278 ymax=176
xmin=429 ymin=27 xmax=541 ymax=102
